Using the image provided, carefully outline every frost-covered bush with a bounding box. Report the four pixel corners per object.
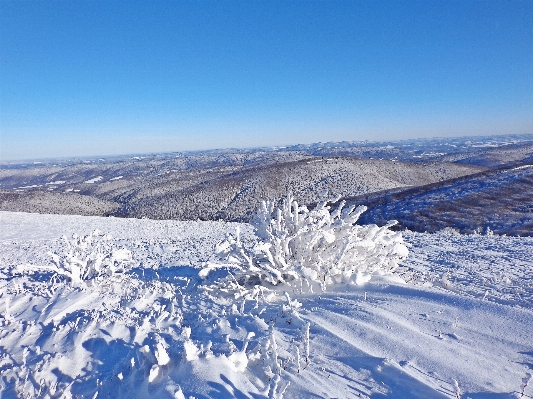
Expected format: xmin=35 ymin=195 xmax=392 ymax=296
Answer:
xmin=439 ymin=227 xmax=461 ymax=235
xmin=204 ymin=194 xmax=408 ymax=298
xmin=48 ymin=230 xmax=132 ymax=284
xmin=17 ymin=230 xmax=132 ymax=285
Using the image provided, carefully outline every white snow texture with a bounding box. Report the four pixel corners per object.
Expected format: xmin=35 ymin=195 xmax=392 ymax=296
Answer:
xmin=0 ymin=198 xmax=532 ymax=398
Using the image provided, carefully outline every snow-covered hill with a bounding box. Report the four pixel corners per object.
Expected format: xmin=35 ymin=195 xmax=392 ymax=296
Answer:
xmin=0 ymin=156 xmax=481 ymax=222
xmin=119 ymin=157 xmax=480 ymax=221
xmin=3 ymin=134 xmax=533 ymax=224
xmin=1 ymin=211 xmax=532 ymax=398
xmin=355 ymin=163 xmax=533 ymax=236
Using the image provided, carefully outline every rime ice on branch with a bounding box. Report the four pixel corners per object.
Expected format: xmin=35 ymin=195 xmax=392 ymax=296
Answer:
xmin=16 ymin=230 xmax=132 ymax=286
xmin=205 ymin=193 xmax=409 ymax=298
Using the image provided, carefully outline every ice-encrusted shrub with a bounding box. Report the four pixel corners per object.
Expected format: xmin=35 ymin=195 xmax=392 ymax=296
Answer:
xmin=205 ymin=194 xmax=408 ymax=298
xmin=439 ymin=227 xmax=461 ymax=235
xmin=47 ymin=230 xmax=132 ymax=284
xmin=16 ymin=230 xmax=132 ymax=285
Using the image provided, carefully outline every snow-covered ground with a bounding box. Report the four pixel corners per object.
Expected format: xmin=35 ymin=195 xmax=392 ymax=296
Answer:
xmin=1 ymin=211 xmax=532 ymax=398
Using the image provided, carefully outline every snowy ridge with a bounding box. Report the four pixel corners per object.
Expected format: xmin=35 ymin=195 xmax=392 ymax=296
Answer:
xmin=1 ymin=211 xmax=532 ymax=398
xmin=354 ymin=163 xmax=533 ymax=236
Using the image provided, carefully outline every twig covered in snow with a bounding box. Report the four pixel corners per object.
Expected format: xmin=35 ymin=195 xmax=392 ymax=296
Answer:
xmin=452 ymin=379 xmax=461 ymax=399
xmin=303 ymin=322 xmax=310 ymax=364
xmin=16 ymin=230 xmax=132 ymax=286
xmin=268 ymin=375 xmax=290 ymax=399
xmin=520 ymin=372 xmax=532 ymax=398
xmin=203 ymin=193 xmax=408 ymax=298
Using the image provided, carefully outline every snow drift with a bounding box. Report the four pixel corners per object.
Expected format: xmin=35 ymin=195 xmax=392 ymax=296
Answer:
xmin=1 ymin=206 xmax=532 ymax=399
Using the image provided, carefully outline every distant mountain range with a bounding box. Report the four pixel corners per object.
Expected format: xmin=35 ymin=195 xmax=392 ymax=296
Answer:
xmin=1 ymin=133 xmax=532 ymax=235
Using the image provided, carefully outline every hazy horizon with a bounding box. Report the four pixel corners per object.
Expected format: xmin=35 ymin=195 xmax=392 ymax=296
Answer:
xmin=1 ymin=132 xmax=531 ymax=164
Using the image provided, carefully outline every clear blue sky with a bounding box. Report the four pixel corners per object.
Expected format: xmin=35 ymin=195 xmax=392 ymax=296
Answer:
xmin=1 ymin=1 xmax=532 ymax=160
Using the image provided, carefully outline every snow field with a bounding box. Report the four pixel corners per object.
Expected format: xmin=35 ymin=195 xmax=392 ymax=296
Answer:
xmin=0 ymin=211 xmax=532 ymax=398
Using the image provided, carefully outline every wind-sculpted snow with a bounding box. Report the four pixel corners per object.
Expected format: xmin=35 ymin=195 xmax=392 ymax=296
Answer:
xmin=401 ymin=230 xmax=533 ymax=308
xmin=1 ymin=211 xmax=533 ymax=398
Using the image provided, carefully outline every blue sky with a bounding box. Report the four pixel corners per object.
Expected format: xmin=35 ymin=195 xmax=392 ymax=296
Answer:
xmin=1 ymin=1 xmax=532 ymax=160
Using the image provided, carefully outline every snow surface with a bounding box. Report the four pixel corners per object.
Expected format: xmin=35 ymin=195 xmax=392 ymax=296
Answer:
xmin=1 ymin=211 xmax=532 ymax=398
xmin=83 ymin=176 xmax=103 ymax=184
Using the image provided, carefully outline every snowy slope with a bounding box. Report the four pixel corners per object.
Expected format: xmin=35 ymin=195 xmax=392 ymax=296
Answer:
xmin=1 ymin=211 xmax=532 ymax=398
xmin=0 ymin=157 xmax=481 ymax=222
xmin=355 ymin=164 xmax=533 ymax=236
